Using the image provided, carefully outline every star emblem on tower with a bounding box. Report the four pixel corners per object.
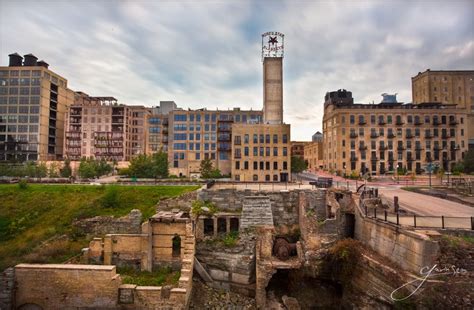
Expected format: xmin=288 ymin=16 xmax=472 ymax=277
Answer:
xmin=268 ymin=36 xmax=278 ymax=45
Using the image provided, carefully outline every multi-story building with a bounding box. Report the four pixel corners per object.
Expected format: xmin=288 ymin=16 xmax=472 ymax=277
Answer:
xmin=231 ymin=32 xmax=291 ymax=182
xmin=145 ymin=101 xmax=263 ymax=177
xmin=0 ymin=53 xmax=74 ymax=161
xmin=323 ymin=90 xmax=469 ymax=176
xmin=290 ymin=141 xmax=307 ymax=159
xmin=65 ymin=92 xmax=150 ymax=161
xmin=304 ymin=132 xmax=323 ymax=172
xmin=412 ymin=70 xmax=474 ymax=149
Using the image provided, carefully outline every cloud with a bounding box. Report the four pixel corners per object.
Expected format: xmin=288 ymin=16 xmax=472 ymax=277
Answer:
xmin=1 ymin=0 xmax=473 ymax=140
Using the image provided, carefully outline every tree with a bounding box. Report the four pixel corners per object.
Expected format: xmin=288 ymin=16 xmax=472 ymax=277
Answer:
xmin=78 ymin=158 xmax=97 ymax=179
xmin=60 ymin=158 xmax=72 ymax=178
xmin=291 ymin=156 xmax=307 ymax=173
xmin=200 ymin=158 xmax=220 ymax=179
xmin=463 ymin=149 xmax=474 ymax=174
xmin=152 ymin=150 xmax=169 ymax=179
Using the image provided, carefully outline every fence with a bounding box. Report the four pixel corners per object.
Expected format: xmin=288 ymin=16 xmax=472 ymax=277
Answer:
xmin=362 ymin=205 xmax=474 ymax=230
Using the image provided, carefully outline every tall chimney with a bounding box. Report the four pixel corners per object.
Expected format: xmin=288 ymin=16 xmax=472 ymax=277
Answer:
xmin=23 ymin=54 xmax=38 ymax=66
xmin=8 ymin=53 xmax=23 ymax=67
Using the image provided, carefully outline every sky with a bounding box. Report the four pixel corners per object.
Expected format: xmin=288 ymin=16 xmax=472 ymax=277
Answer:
xmin=1 ymin=0 xmax=473 ymax=141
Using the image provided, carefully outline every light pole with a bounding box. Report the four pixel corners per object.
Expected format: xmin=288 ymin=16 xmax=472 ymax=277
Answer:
xmin=396 ymin=163 xmax=400 ymax=184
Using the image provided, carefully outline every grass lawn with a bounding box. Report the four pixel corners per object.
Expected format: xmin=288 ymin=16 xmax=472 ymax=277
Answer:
xmin=119 ymin=266 xmax=181 ymax=287
xmin=0 ymin=184 xmax=199 ymax=270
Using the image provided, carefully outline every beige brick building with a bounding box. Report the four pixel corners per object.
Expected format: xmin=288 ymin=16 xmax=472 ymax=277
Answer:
xmin=290 ymin=141 xmax=306 ymax=159
xmin=231 ymin=123 xmax=291 ymax=182
xmin=412 ymin=70 xmax=474 ymax=150
xmin=0 ymin=53 xmax=74 ymax=161
xmin=304 ymin=141 xmax=323 ymax=172
xmin=323 ymin=90 xmax=469 ymax=176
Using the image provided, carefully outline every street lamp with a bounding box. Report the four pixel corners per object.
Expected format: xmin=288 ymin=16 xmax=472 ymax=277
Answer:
xmin=396 ymin=163 xmax=400 ymax=184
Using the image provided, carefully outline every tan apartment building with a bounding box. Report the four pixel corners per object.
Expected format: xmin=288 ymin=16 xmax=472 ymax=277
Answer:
xmin=290 ymin=141 xmax=307 ymax=159
xmin=167 ymin=108 xmax=262 ymax=177
xmin=323 ymin=90 xmax=469 ymax=176
xmin=0 ymin=53 xmax=74 ymax=161
xmin=304 ymin=141 xmax=323 ymax=172
xmin=412 ymin=70 xmax=474 ymax=149
xmin=65 ymin=92 xmax=150 ymax=161
xmin=231 ymin=123 xmax=291 ymax=182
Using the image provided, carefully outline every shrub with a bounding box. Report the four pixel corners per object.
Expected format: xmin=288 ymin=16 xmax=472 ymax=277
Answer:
xmin=100 ymin=186 xmax=121 ymax=209
xmin=18 ymin=179 xmax=28 ymax=190
xmin=222 ymin=231 xmax=239 ymax=247
xmin=327 ymin=239 xmax=362 ymax=284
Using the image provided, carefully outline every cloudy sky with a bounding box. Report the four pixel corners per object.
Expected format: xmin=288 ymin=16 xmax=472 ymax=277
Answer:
xmin=1 ymin=0 xmax=473 ymax=140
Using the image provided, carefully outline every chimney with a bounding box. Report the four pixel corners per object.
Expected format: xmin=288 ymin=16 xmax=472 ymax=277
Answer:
xmin=23 ymin=53 xmax=38 ymax=66
xmin=8 ymin=53 xmax=23 ymax=67
xmin=37 ymin=60 xmax=49 ymax=69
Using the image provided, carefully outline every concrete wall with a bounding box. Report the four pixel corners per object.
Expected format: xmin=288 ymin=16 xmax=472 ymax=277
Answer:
xmin=355 ymin=209 xmax=439 ymax=273
xmin=15 ymin=264 xmax=121 ymax=310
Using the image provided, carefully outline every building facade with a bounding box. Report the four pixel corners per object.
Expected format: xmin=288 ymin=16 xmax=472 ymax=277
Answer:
xmin=65 ymin=92 xmax=150 ymax=161
xmin=304 ymin=140 xmax=323 ymax=172
xmin=290 ymin=141 xmax=306 ymax=159
xmin=0 ymin=53 xmax=74 ymax=161
xmin=323 ymin=90 xmax=469 ymax=176
xmin=412 ymin=70 xmax=474 ymax=149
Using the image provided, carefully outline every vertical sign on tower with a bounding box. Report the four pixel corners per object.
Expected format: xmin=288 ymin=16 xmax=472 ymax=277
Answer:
xmin=261 ymin=32 xmax=284 ymax=61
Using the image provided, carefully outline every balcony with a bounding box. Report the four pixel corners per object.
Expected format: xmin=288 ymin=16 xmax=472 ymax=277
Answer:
xmin=358 ymin=120 xmax=366 ymax=125
xmin=387 ymin=133 xmax=396 ymax=139
xmin=415 ymin=147 xmax=424 ymax=151
xmin=218 ymin=125 xmax=231 ymax=132
xmin=349 ymin=133 xmax=358 ymax=139
xmin=441 ymin=134 xmax=450 ymax=139
xmin=358 ymin=145 xmax=367 ymax=151
xmin=449 ymin=119 xmax=458 ymax=126
xmin=405 ymin=134 xmax=414 ymax=139
xmin=407 ymin=158 xmax=415 ymax=162
xmin=414 ymin=121 xmax=423 ymax=126
xmin=379 ymin=145 xmax=388 ymax=150
xmin=433 ymin=146 xmax=442 ymax=151
xmin=370 ymin=133 xmax=379 ymax=139
xmin=395 ymin=121 xmax=404 ymax=126
xmin=397 ymin=147 xmax=406 ymax=151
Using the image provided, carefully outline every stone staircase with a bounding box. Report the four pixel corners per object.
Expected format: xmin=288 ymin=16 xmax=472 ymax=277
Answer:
xmin=240 ymin=196 xmax=274 ymax=229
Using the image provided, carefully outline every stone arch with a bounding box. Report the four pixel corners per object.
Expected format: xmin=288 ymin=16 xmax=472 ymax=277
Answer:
xmin=18 ymin=303 xmax=44 ymax=310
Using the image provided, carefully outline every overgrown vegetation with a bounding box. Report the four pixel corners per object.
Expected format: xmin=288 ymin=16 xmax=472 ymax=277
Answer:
xmin=0 ymin=184 xmax=199 ymax=270
xmin=327 ymin=239 xmax=362 ymax=286
xmin=123 ymin=151 xmax=169 ymax=179
xmin=191 ymin=200 xmax=218 ymax=218
xmin=222 ymin=231 xmax=239 ymax=247
xmin=78 ymin=157 xmax=113 ymax=179
xmin=0 ymin=162 xmax=48 ymax=178
xmin=119 ymin=266 xmax=181 ymax=286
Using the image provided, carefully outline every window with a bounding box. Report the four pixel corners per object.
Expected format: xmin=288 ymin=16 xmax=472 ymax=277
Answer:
xmin=244 ymin=161 xmax=249 ymax=169
xmin=235 ymin=161 xmax=240 ymax=169
xmin=273 ymin=147 xmax=278 ymax=156
xmin=273 ymin=134 xmax=278 ymax=143
xmin=253 ymin=175 xmax=258 ymax=181
xmin=234 ymin=135 xmax=241 ymax=145
xmin=273 ymin=162 xmax=278 ymax=169
xmin=283 ymin=161 xmax=288 ymax=170
xmin=259 ymin=134 xmax=264 ymax=143
xmin=265 ymin=134 xmax=270 ymax=143
xmin=350 ymin=115 xmax=355 ymax=124
xmin=244 ymin=134 xmax=249 ymax=144
xmin=174 ymin=114 xmax=187 ymax=122
xmin=253 ymin=161 xmax=258 ymax=170
xmin=253 ymin=134 xmax=258 ymax=143
xmin=282 ymin=134 xmax=288 ymax=143
xmin=244 ymin=147 xmax=249 ymax=156
xmin=253 ymin=147 xmax=258 ymax=156
xmin=283 ymin=147 xmax=287 ymax=156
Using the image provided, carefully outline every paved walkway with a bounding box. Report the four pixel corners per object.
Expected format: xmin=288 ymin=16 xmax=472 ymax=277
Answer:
xmin=378 ymin=188 xmax=474 ymax=217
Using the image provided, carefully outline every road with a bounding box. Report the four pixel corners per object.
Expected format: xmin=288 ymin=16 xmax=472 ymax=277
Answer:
xmin=378 ymin=188 xmax=474 ymax=217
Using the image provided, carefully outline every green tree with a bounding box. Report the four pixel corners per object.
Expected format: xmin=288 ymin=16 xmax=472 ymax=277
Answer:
xmin=200 ymin=158 xmax=221 ymax=179
xmin=291 ymin=156 xmax=307 ymax=173
xmin=452 ymin=162 xmax=464 ymax=175
xmin=463 ymin=149 xmax=474 ymax=174
xmin=152 ymin=150 xmax=169 ymax=179
xmin=48 ymin=162 xmax=60 ymax=178
xmin=78 ymin=158 xmax=97 ymax=179
xmin=60 ymin=159 xmax=72 ymax=178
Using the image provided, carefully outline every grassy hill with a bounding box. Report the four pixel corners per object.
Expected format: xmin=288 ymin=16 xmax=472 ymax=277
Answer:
xmin=0 ymin=184 xmax=199 ymax=270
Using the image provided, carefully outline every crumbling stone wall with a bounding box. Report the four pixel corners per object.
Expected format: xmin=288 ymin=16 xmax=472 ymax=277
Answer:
xmin=195 ymin=232 xmax=256 ymax=297
xmin=73 ymin=209 xmax=142 ymax=237
xmin=199 ymin=189 xmax=326 ymax=235
xmin=0 ymin=267 xmax=14 ymax=310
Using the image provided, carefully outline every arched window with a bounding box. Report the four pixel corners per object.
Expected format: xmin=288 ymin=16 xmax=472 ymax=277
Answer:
xmin=172 ymin=234 xmax=181 ymax=257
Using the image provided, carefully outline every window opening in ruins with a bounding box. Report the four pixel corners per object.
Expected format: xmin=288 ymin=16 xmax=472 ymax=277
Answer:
xmin=230 ymin=218 xmax=239 ymax=232
xmin=172 ymin=234 xmax=181 ymax=257
xmin=204 ymin=218 xmax=214 ymax=235
xmin=217 ymin=217 xmax=227 ymax=234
